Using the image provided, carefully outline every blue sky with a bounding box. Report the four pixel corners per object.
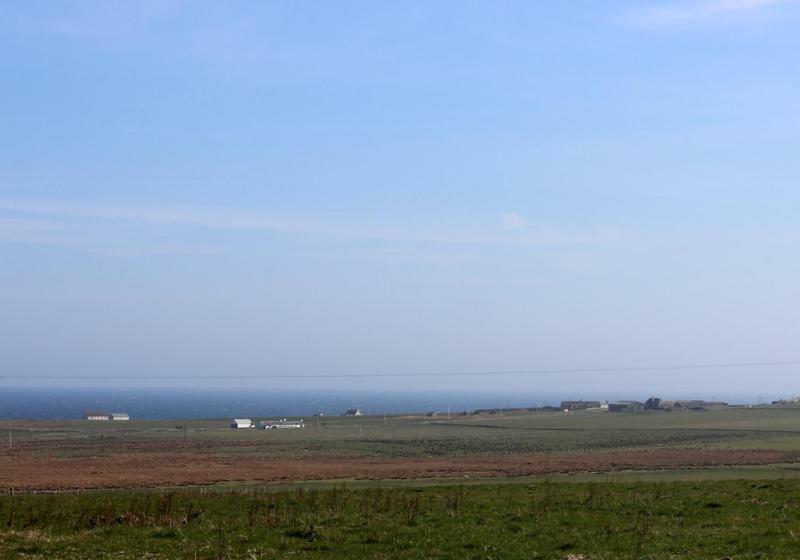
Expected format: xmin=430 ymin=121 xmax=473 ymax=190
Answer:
xmin=1 ymin=1 xmax=800 ymax=398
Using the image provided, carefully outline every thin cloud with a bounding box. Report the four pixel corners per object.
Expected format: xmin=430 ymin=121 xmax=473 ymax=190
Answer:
xmin=0 ymin=217 xmax=65 ymax=243
xmin=624 ymin=0 xmax=796 ymax=27
xmin=0 ymin=216 xmax=207 ymax=255
xmin=499 ymin=212 xmax=528 ymax=231
xmin=46 ymin=0 xmax=187 ymax=40
xmin=0 ymin=217 xmax=62 ymax=232
xmin=0 ymin=199 xmax=627 ymax=250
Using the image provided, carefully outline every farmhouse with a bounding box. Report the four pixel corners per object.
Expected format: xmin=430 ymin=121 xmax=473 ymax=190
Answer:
xmin=111 ymin=413 xmax=130 ymax=421
xmin=608 ymin=401 xmax=644 ymax=413
xmin=259 ymin=419 xmax=304 ymax=429
xmin=84 ymin=411 xmax=110 ymax=421
xmin=660 ymin=400 xmax=728 ymax=412
xmin=560 ymin=400 xmax=603 ymax=412
xmin=231 ymin=418 xmax=254 ymax=429
xmin=344 ymin=408 xmax=363 ymax=416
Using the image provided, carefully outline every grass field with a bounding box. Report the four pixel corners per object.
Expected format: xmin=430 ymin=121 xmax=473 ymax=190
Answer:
xmin=6 ymin=407 xmax=800 ymax=458
xmin=1 ymin=408 xmax=800 ymax=491
xmin=3 ymin=408 xmax=800 ymax=557
xmin=4 ymin=480 xmax=800 ymax=559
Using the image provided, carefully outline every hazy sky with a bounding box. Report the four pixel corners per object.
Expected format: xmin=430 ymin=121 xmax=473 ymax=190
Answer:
xmin=1 ymin=1 xmax=799 ymax=397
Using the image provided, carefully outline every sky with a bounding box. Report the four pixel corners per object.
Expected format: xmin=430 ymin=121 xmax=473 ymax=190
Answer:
xmin=1 ymin=1 xmax=800 ymax=399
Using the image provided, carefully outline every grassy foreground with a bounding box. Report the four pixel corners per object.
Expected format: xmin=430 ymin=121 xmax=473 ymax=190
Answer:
xmin=2 ymin=479 xmax=800 ymax=559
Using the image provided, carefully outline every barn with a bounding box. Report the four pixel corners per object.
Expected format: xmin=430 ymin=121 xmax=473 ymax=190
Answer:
xmin=259 ymin=419 xmax=305 ymax=429
xmin=231 ymin=418 xmax=254 ymax=429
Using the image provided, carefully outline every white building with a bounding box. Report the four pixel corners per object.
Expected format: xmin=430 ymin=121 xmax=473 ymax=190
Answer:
xmin=84 ymin=411 xmax=110 ymax=421
xmin=231 ymin=418 xmax=254 ymax=429
xmin=111 ymin=413 xmax=130 ymax=421
xmin=259 ymin=419 xmax=304 ymax=430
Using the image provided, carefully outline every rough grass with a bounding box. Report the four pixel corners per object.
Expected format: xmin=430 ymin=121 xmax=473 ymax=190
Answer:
xmin=7 ymin=407 xmax=800 ymax=460
xmin=3 ymin=479 xmax=800 ymax=558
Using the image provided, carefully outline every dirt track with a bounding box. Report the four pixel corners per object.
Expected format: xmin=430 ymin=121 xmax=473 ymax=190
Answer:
xmin=2 ymin=446 xmax=798 ymax=491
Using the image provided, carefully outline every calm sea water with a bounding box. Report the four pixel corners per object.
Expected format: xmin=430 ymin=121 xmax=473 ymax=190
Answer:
xmin=0 ymin=385 xmax=768 ymax=420
xmin=0 ymin=386 xmax=577 ymax=420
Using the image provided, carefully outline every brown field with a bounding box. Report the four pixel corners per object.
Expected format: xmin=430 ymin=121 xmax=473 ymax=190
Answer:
xmin=3 ymin=408 xmax=800 ymax=491
xmin=2 ymin=440 xmax=798 ymax=491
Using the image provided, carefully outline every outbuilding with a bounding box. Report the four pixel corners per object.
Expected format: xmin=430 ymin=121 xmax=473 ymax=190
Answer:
xmin=259 ymin=419 xmax=304 ymax=429
xmin=608 ymin=401 xmax=644 ymax=413
xmin=560 ymin=400 xmax=602 ymax=412
xmin=111 ymin=413 xmax=130 ymax=421
xmin=84 ymin=411 xmax=110 ymax=421
xmin=231 ymin=418 xmax=254 ymax=429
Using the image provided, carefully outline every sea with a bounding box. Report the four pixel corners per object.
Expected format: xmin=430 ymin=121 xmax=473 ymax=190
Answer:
xmin=0 ymin=385 xmax=772 ymax=420
xmin=0 ymin=386 xmax=562 ymax=420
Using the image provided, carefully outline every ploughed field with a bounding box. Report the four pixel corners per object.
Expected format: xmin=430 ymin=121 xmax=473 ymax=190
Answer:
xmin=4 ymin=480 xmax=800 ymax=559
xmin=2 ymin=408 xmax=800 ymax=491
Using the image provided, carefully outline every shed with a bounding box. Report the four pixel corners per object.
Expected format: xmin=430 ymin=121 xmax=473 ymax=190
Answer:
xmin=259 ymin=419 xmax=305 ymax=429
xmin=608 ymin=401 xmax=644 ymax=413
xmin=84 ymin=411 xmax=110 ymax=421
xmin=111 ymin=413 xmax=130 ymax=421
xmin=231 ymin=418 xmax=254 ymax=429
xmin=560 ymin=400 xmax=602 ymax=412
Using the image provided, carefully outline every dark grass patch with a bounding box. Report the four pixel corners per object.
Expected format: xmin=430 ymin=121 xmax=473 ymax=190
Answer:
xmin=2 ymin=480 xmax=800 ymax=558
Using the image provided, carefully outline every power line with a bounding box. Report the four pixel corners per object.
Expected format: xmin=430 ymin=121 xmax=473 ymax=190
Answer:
xmin=0 ymin=360 xmax=797 ymax=381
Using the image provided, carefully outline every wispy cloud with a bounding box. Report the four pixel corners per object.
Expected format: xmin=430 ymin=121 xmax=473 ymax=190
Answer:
xmin=0 ymin=217 xmax=66 ymax=243
xmin=623 ymin=0 xmax=796 ymax=27
xmin=0 ymin=199 xmax=626 ymax=253
xmin=0 ymin=1 xmax=268 ymax=67
xmin=45 ymin=0 xmax=187 ymax=40
xmin=499 ymin=212 xmax=528 ymax=231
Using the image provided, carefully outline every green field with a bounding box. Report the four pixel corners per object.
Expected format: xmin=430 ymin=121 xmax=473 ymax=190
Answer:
xmin=6 ymin=406 xmax=800 ymax=459
xmin=4 ymin=480 xmax=800 ymax=559
xmin=4 ymin=407 xmax=800 ymax=558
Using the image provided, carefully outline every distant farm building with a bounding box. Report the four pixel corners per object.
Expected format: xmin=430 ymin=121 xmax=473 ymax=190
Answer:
xmin=659 ymin=400 xmax=728 ymax=412
xmin=84 ymin=411 xmax=110 ymax=421
xmin=644 ymin=396 xmax=662 ymax=410
xmin=111 ymin=413 xmax=130 ymax=421
xmin=608 ymin=401 xmax=644 ymax=412
xmin=231 ymin=418 xmax=254 ymax=429
xmin=560 ymin=400 xmax=604 ymax=412
xmin=259 ymin=419 xmax=304 ymax=429
xmin=344 ymin=408 xmax=363 ymax=416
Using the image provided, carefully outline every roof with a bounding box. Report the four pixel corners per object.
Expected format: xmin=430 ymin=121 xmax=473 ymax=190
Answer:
xmin=232 ymin=418 xmax=252 ymax=423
